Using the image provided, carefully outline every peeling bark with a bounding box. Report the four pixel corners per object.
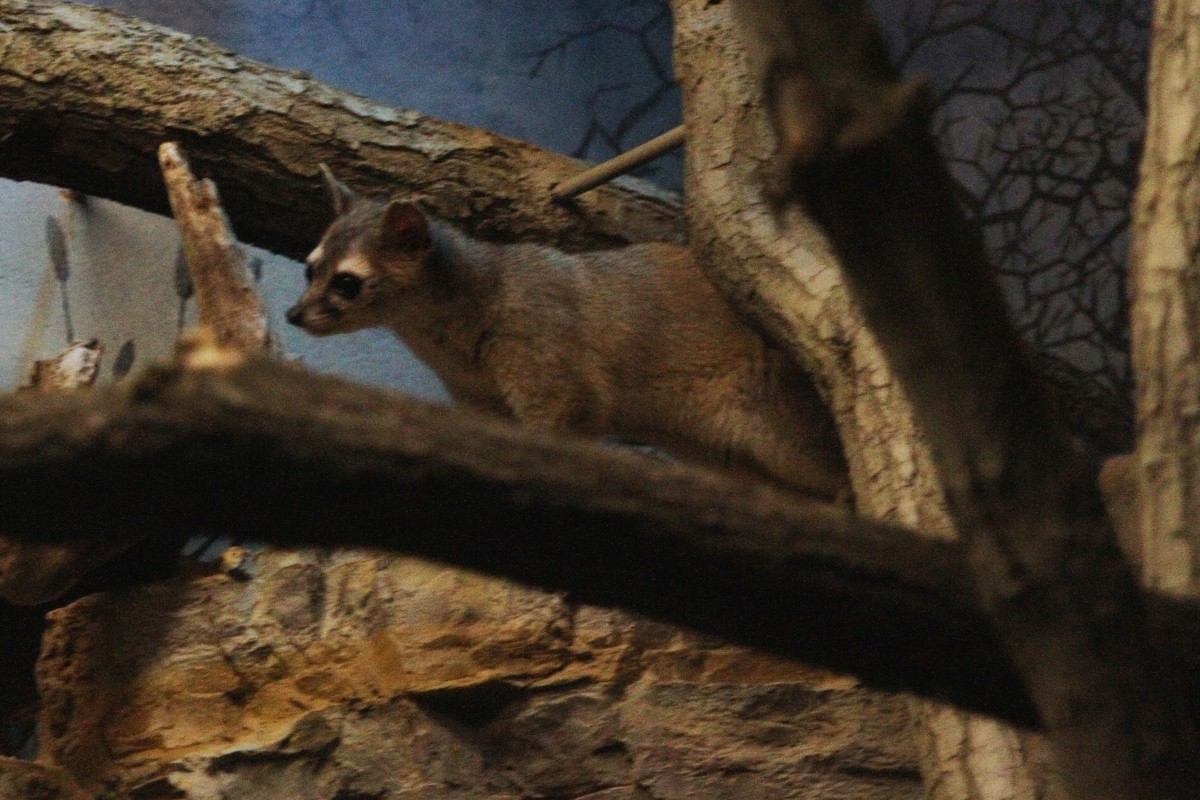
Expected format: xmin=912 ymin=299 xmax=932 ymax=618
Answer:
xmin=21 ymin=339 xmax=102 ymax=393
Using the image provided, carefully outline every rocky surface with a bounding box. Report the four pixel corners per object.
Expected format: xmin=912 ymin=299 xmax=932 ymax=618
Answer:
xmin=0 ymin=757 xmax=89 ymax=800
xmin=35 ymin=548 xmax=922 ymax=799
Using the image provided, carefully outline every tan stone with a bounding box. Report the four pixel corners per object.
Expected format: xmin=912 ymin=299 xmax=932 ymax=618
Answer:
xmin=36 ymin=548 xmax=920 ymax=799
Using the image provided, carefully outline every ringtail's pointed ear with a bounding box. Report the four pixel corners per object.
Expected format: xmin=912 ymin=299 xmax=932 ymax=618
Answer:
xmin=318 ymin=163 xmax=357 ymax=216
xmin=380 ymin=200 xmax=432 ymax=251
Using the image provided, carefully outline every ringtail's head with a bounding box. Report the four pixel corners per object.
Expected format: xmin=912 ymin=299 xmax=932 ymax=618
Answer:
xmin=285 ymin=165 xmax=433 ymax=336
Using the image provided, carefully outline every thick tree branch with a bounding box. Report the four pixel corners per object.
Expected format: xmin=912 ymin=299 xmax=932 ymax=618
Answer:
xmin=0 ymin=0 xmax=683 ymax=260
xmin=3 ymin=340 xmax=999 ymax=721
xmin=2 ymin=341 xmax=1200 ymax=730
xmin=731 ymin=0 xmax=1199 ymax=796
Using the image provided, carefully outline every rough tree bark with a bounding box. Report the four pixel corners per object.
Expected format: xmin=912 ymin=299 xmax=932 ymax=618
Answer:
xmin=667 ymin=2 xmax=1068 ymax=799
xmin=0 ymin=0 xmax=682 ymax=259
xmin=3 ymin=336 xmax=1200 ymax=726
xmin=1130 ymin=0 xmax=1200 ymax=596
xmin=720 ymin=1 xmax=1197 ymax=798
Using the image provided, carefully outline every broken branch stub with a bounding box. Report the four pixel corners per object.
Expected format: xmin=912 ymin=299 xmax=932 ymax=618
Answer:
xmin=158 ymin=142 xmax=271 ymax=352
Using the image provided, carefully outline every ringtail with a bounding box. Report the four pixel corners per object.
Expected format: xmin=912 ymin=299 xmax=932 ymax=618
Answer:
xmin=286 ymin=166 xmax=849 ymax=500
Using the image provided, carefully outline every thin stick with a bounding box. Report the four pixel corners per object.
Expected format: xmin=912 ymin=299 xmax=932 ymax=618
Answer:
xmin=551 ymin=125 xmax=686 ymax=200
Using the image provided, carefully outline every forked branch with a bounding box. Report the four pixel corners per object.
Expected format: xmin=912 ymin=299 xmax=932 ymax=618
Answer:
xmin=730 ymin=0 xmax=1199 ymax=797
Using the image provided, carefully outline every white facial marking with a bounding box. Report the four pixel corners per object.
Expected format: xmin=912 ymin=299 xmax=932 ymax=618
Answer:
xmin=306 ymin=244 xmax=325 ymax=265
xmin=334 ymin=253 xmax=373 ymax=278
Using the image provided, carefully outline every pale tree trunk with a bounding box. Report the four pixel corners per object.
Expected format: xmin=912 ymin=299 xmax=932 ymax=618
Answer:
xmin=911 ymin=705 xmax=1065 ymax=800
xmin=668 ymin=1 xmax=1067 ymax=798
xmin=1131 ymin=0 xmax=1200 ymax=596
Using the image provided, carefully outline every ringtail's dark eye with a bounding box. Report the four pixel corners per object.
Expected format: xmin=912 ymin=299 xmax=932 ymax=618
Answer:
xmin=329 ymin=272 xmax=363 ymax=300
xmin=304 ymin=264 xmax=314 ymax=283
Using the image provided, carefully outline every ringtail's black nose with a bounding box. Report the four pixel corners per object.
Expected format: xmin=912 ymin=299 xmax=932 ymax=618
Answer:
xmin=285 ymin=305 xmax=305 ymax=326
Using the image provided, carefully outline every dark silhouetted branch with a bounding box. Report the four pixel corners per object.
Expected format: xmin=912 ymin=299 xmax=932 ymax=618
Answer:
xmin=731 ymin=0 xmax=1198 ymax=796
xmin=2 ymin=339 xmax=1200 ymax=731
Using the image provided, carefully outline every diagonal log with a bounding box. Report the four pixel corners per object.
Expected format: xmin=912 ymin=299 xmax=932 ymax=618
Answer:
xmin=4 ymin=337 xmax=1012 ymax=720
xmin=2 ymin=338 xmax=1200 ymax=729
xmin=0 ymin=0 xmax=682 ymax=260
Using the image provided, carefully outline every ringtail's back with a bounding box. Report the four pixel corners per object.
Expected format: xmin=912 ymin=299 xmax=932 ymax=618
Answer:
xmin=286 ymin=166 xmax=849 ymax=500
